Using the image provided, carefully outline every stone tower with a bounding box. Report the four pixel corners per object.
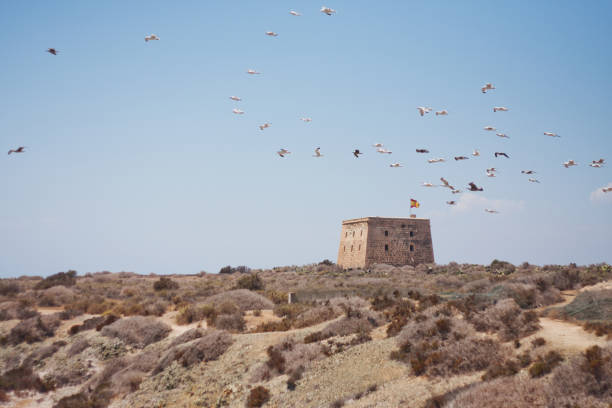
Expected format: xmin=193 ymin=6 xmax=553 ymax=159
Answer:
xmin=336 ymin=217 xmax=434 ymax=269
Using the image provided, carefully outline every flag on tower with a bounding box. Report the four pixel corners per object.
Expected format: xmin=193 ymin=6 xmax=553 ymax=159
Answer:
xmin=410 ymin=199 xmax=420 ymax=208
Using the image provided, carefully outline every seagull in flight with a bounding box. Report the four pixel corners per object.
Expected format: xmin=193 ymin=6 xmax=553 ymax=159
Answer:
xmin=468 ymin=182 xmax=483 ymax=191
xmin=422 ymin=182 xmax=436 ymax=187
xmin=544 ymin=132 xmax=560 ymax=138
xmin=484 ymin=126 xmax=496 ymax=131
xmin=472 ymin=149 xmax=480 ymax=157
xmin=484 ymin=209 xmax=499 ymax=214
xmin=440 ymin=177 xmax=455 ymax=190
xmin=259 ymin=123 xmax=271 ymax=131
xmin=265 ymin=31 xmax=279 ymax=37
xmin=289 ymin=10 xmax=301 ymax=16
xmin=313 ymin=147 xmax=323 ymax=157
xmin=451 ymin=189 xmax=462 ymax=194
xmin=486 ymin=172 xmax=496 ymax=178
xmin=301 ymin=117 xmax=312 ymax=122
xmin=589 ymin=163 xmax=603 ymax=168
xmin=417 ymin=107 xmax=432 ymax=116
xmin=496 ymin=133 xmax=510 ymax=139
xmin=246 ymin=69 xmax=261 ymax=75
xmin=232 ymin=108 xmax=244 ymax=115
xmin=481 ymin=83 xmax=495 ymax=93
xmin=495 ymin=152 xmax=510 ymax=158
xmin=493 ymin=107 xmax=509 ymax=112
xmin=353 ymin=149 xmax=363 ymax=158
xmin=602 ymin=187 xmax=612 ymax=193
xmin=321 ymin=6 xmax=336 ymax=15
xmin=528 ymin=178 xmax=540 ymax=183
xmin=428 ymin=158 xmax=445 ymax=163
xmin=521 ymin=170 xmax=535 ymax=174
xmin=8 ymin=146 xmax=26 ymax=155
xmin=486 ymin=167 xmax=497 ymax=173
xmin=46 ymin=48 xmax=59 ymax=55
xmin=563 ymin=160 xmax=577 ymax=168
xmin=277 ymin=149 xmax=291 ymax=157
xmin=446 ymin=201 xmax=456 ymax=205
xmin=592 ymin=159 xmax=605 ymax=165
xmin=376 ymin=148 xmax=392 ymax=154
xmin=435 ymin=110 xmax=448 ymax=116
xmin=144 ymin=34 xmax=160 ymax=42
xmin=229 ymin=96 xmax=242 ymax=101
xmin=416 ymin=149 xmax=429 ymax=153
xmin=373 ymin=143 xmax=384 ymax=148
xmin=454 ymin=156 xmax=469 ymax=161
xmin=389 ymin=163 xmax=402 ymax=168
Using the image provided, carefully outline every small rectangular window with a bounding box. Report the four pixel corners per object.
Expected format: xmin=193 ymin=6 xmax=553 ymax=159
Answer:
xmin=410 ymin=244 xmax=415 ymax=252
xmin=351 ymin=245 xmax=353 ymax=252
xmin=358 ymin=244 xmax=361 ymax=251
xmin=410 ymin=231 xmax=414 ymax=237
xmin=385 ymin=230 xmax=389 ymax=237
xmin=385 ymin=244 xmax=389 ymax=252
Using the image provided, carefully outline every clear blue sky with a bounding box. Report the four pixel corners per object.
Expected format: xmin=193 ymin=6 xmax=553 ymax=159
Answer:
xmin=1 ymin=1 xmax=610 ymax=277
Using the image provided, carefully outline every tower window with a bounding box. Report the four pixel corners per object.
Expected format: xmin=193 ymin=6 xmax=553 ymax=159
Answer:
xmin=358 ymin=244 xmax=361 ymax=251
xmin=385 ymin=244 xmax=389 ymax=252
xmin=384 ymin=230 xmax=389 ymax=237
xmin=401 ymin=224 xmax=405 ymax=228
xmin=345 ymin=232 xmax=348 ymax=238
xmin=360 ymin=230 xmax=363 ymax=237
xmin=410 ymin=244 xmax=415 ymax=252
xmin=353 ymin=231 xmax=355 ymax=237
xmin=410 ymin=231 xmax=414 ymax=237
xmin=343 ymin=246 xmax=346 ymax=252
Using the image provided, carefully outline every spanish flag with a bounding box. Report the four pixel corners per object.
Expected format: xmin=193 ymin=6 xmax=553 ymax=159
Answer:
xmin=410 ymin=199 xmax=420 ymax=208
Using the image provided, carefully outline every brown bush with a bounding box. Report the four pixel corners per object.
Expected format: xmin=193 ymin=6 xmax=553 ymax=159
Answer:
xmin=214 ymin=313 xmax=246 ymax=332
xmin=287 ymin=365 xmax=305 ymax=390
xmin=153 ymin=276 xmax=179 ymax=291
xmin=68 ymin=337 xmax=91 ymax=357
xmin=154 ymin=329 xmax=232 ymax=374
xmin=251 ymin=338 xmax=326 ymax=383
xmin=531 ymin=337 xmax=546 ymax=348
xmin=247 ymin=386 xmax=270 ymax=407
xmin=529 ymin=350 xmax=564 ymax=378
xmin=101 ymin=316 xmax=171 ymax=348
xmin=448 ymin=376 xmax=548 ymax=408
xmin=7 ymin=314 xmax=61 ymax=345
xmin=0 ymin=281 xmax=21 ymax=296
xmin=273 ymin=303 xmax=307 ymax=319
xmin=0 ymin=301 xmax=38 ymax=321
xmin=0 ymin=363 xmax=54 ymax=393
xmin=175 ymin=304 xmax=217 ymax=325
xmin=292 ymin=306 xmax=338 ymax=329
xmin=264 ymin=290 xmax=287 ymax=305
xmin=69 ymin=314 xmax=119 ymax=335
xmin=169 ymin=328 xmax=206 ymax=347
xmin=35 ymin=270 xmax=77 ymax=290
xmin=320 ymin=309 xmax=382 ymax=338
xmin=470 ymin=298 xmax=540 ymax=341
xmin=236 ymin=273 xmax=264 ymax=291
xmin=481 ymin=359 xmax=520 ymax=381
xmin=251 ymin=319 xmax=292 ymax=333
xmin=583 ymin=321 xmax=612 ymax=337
xmin=206 ymin=290 xmax=274 ymax=311
xmin=0 ymin=390 xmax=8 ymax=403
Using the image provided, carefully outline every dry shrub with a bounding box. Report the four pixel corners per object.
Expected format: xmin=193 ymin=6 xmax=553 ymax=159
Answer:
xmin=292 ymin=306 xmax=338 ymax=329
xmin=24 ymin=340 xmax=66 ymax=365
xmin=175 ymin=304 xmax=217 ymax=325
xmin=287 ymin=365 xmax=305 ymax=390
xmin=7 ymin=314 xmax=61 ymax=345
xmin=528 ymin=350 xmax=564 ymax=378
xmin=471 ymin=298 xmax=540 ymax=341
xmin=153 ymin=276 xmax=179 ymax=291
xmin=264 ymin=290 xmax=287 ymax=305
xmin=0 ymin=281 xmax=20 ymax=297
xmin=0 ymin=363 xmax=54 ymax=393
xmin=447 ymin=376 xmax=547 ymax=408
xmin=35 ymin=270 xmax=77 ymax=290
xmin=481 ymin=359 xmax=519 ymax=381
xmin=247 ymin=386 xmax=270 ymax=407
xmin=169 ymin=327 xmax=206 ymax=347
xmin=38 ymin=286 xmax=76 ymax=306
xmin=563 ymin=289 xmax=612 ymax=321
xmin=551 ymin=268 xmax=581 ymax=290
xmin=392 ymin=309 xmax=506 ymax=377
xmin=68 ymin=337 xmax=91 ymax=357
xmin=320 ymin=309 xmax=382 ymax=338
xmin=69 ymin=314 xmax=119 ymax=335
xmin=0 ymin=301 xmax=38 ymax=321
xmin=206 ymin=289 xmax=274 ymax=311
xmin=0 ymin=390 xmax=8 ymax=402
xmin=236 ymin=273 xmax=264 ymax=291
xmin=274 ymin=303 xmax=307 ymax=319
xmin=101 ymin=316 xmax=170 ymax=348
xmin=385 ymin=299 xmax=416 ymax=337
xmin=531 ymin=337 xmax=546 ymax=348
xmin=251 ymin=319 xmax=292 ymax=333
xmin=251 ymin=338 xmax=326 ymax=383
xmin=583 ymin=321 xmax=612 ymax=338
xmin=214 ymin=313 xmax=246 ymax=332
xmin=154 ymin=330 xmax=232 ymax=373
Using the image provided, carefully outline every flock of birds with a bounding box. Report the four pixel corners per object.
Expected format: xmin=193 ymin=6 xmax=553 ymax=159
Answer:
xmin=6 ymin=6 xmax=612 ymax=212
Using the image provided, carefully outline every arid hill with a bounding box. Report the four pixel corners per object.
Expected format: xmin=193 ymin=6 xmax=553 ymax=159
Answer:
xmin=0 ymin=261 xmax=611 ymax=407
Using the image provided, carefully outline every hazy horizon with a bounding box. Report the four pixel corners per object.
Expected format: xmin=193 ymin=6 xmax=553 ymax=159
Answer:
xmin=1 ymin=1 xmax=610 ymax=278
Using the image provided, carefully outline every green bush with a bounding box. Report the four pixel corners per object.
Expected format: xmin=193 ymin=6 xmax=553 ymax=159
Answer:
xmin=153 ymin=277 xmax=179 ymax=291
xmin=34 ymin=270 xmax=77 ymax=290
xmin=236 ymin=274 xmax=264 ymax=291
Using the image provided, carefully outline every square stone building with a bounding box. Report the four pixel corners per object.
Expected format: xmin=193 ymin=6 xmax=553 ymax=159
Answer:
xmin=337 ymin=217 xmax=434 ymax=269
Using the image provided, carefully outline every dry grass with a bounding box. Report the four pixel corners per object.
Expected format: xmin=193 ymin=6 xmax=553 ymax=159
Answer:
xmin=470 ymin=298 xmax=540 ymax=341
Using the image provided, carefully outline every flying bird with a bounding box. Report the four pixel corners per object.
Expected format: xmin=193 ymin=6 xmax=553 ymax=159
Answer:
xmin=46 ymin=48 xmax=59 ymax=55
xmin=440 ymin=177 xmax=455 ymax=190
xmin=422 ymin=182 xmax=436 ymax=187
xmin=232 ymin=108 xmax=244 ymax=115
xmin=563 ymin=160 xmax=577 ymax=168
xmin=484 ymin=126 xmax=496 ymax=131
xmin=376 ymin=148 xmax=392 ymax=154
xmin=544 ymin=132 xmax=560 ymax=137
xmin=321 ymin=6 xmax=336 ymax=15
xmin=472 ymin=149 xmax=480 ymax=157
xmin=389 ymin=163 xmax=402 ymax=168
xmin=495 ymin=152 xmax=510 ymax=158
xmin=353 ymin=149 xmax=362 ymax=158
xmin=246 ymin=69 xmax=261 ymax=75
xmin=481 ymin=83 xmax=495 ymax=93
xmin=528 ymin=178 xmax=540 ymax=183
xmin=468 ymin=182 xmax=483 ymax=191
xmin=496 ymin=133 xmax=510 ymax=139
xmin=289 ymin=10 xmax=301 ymax=16
xmin=451 ymin=189 xmax=462 ymax=194
xmin=592 ymin=159 xmax=605 ymax=165
xmin=602 ymin=187 xmax=612 ymax=193
xmin=265 ymin=31 xmax=279 ymax=37
xmin=416 ymin=149 xmax=429 ymax=153
xmin=486 ymin=167 xmax=497 ymax=173
xmin=521 ymin=170 xmax=535 ymax=174
xmin=589 ymin=163 xmax=603 ymax=168
xmin=435 ymin=110 xmax=448 ymax=116
xmin=486 ymin=172 xmax=496 ymax=178
xmin=229 ymin=96 xmax=242 ymax=101
xmin=428 ymin=158 xmax=445 ymax=163
xmin=313 ymin=147 xmax=323 ymax=157
xmin=493 ymin=107 xmax=509 ymax=112
xmin=144 ymin=34 xmax=159 ymax=42
xmin=7 ymin=146 xmax=26 ymax=155
xmin=373 ymin=143 xmax=384 ymax=148
xmin=484 ymin=209 xmax=499 ymax=214
xmin=446 ymin=201 xmax=456 ymax=205
xmin=300 ymin=117 xmax=312 ymax=122
xmin=277 ymin=149 xmax=291 ymax=157
xmin=417 ymin=107 xmax=432 ymax=116
xmin=454 ymin=156 xmax=469 ymax=161
xmin=259 ymin=123 xmax=271 ymax=130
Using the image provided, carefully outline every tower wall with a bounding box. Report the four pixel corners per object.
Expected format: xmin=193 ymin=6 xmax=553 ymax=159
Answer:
xmin=337 ymin=217 xmax=434 ymax=269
